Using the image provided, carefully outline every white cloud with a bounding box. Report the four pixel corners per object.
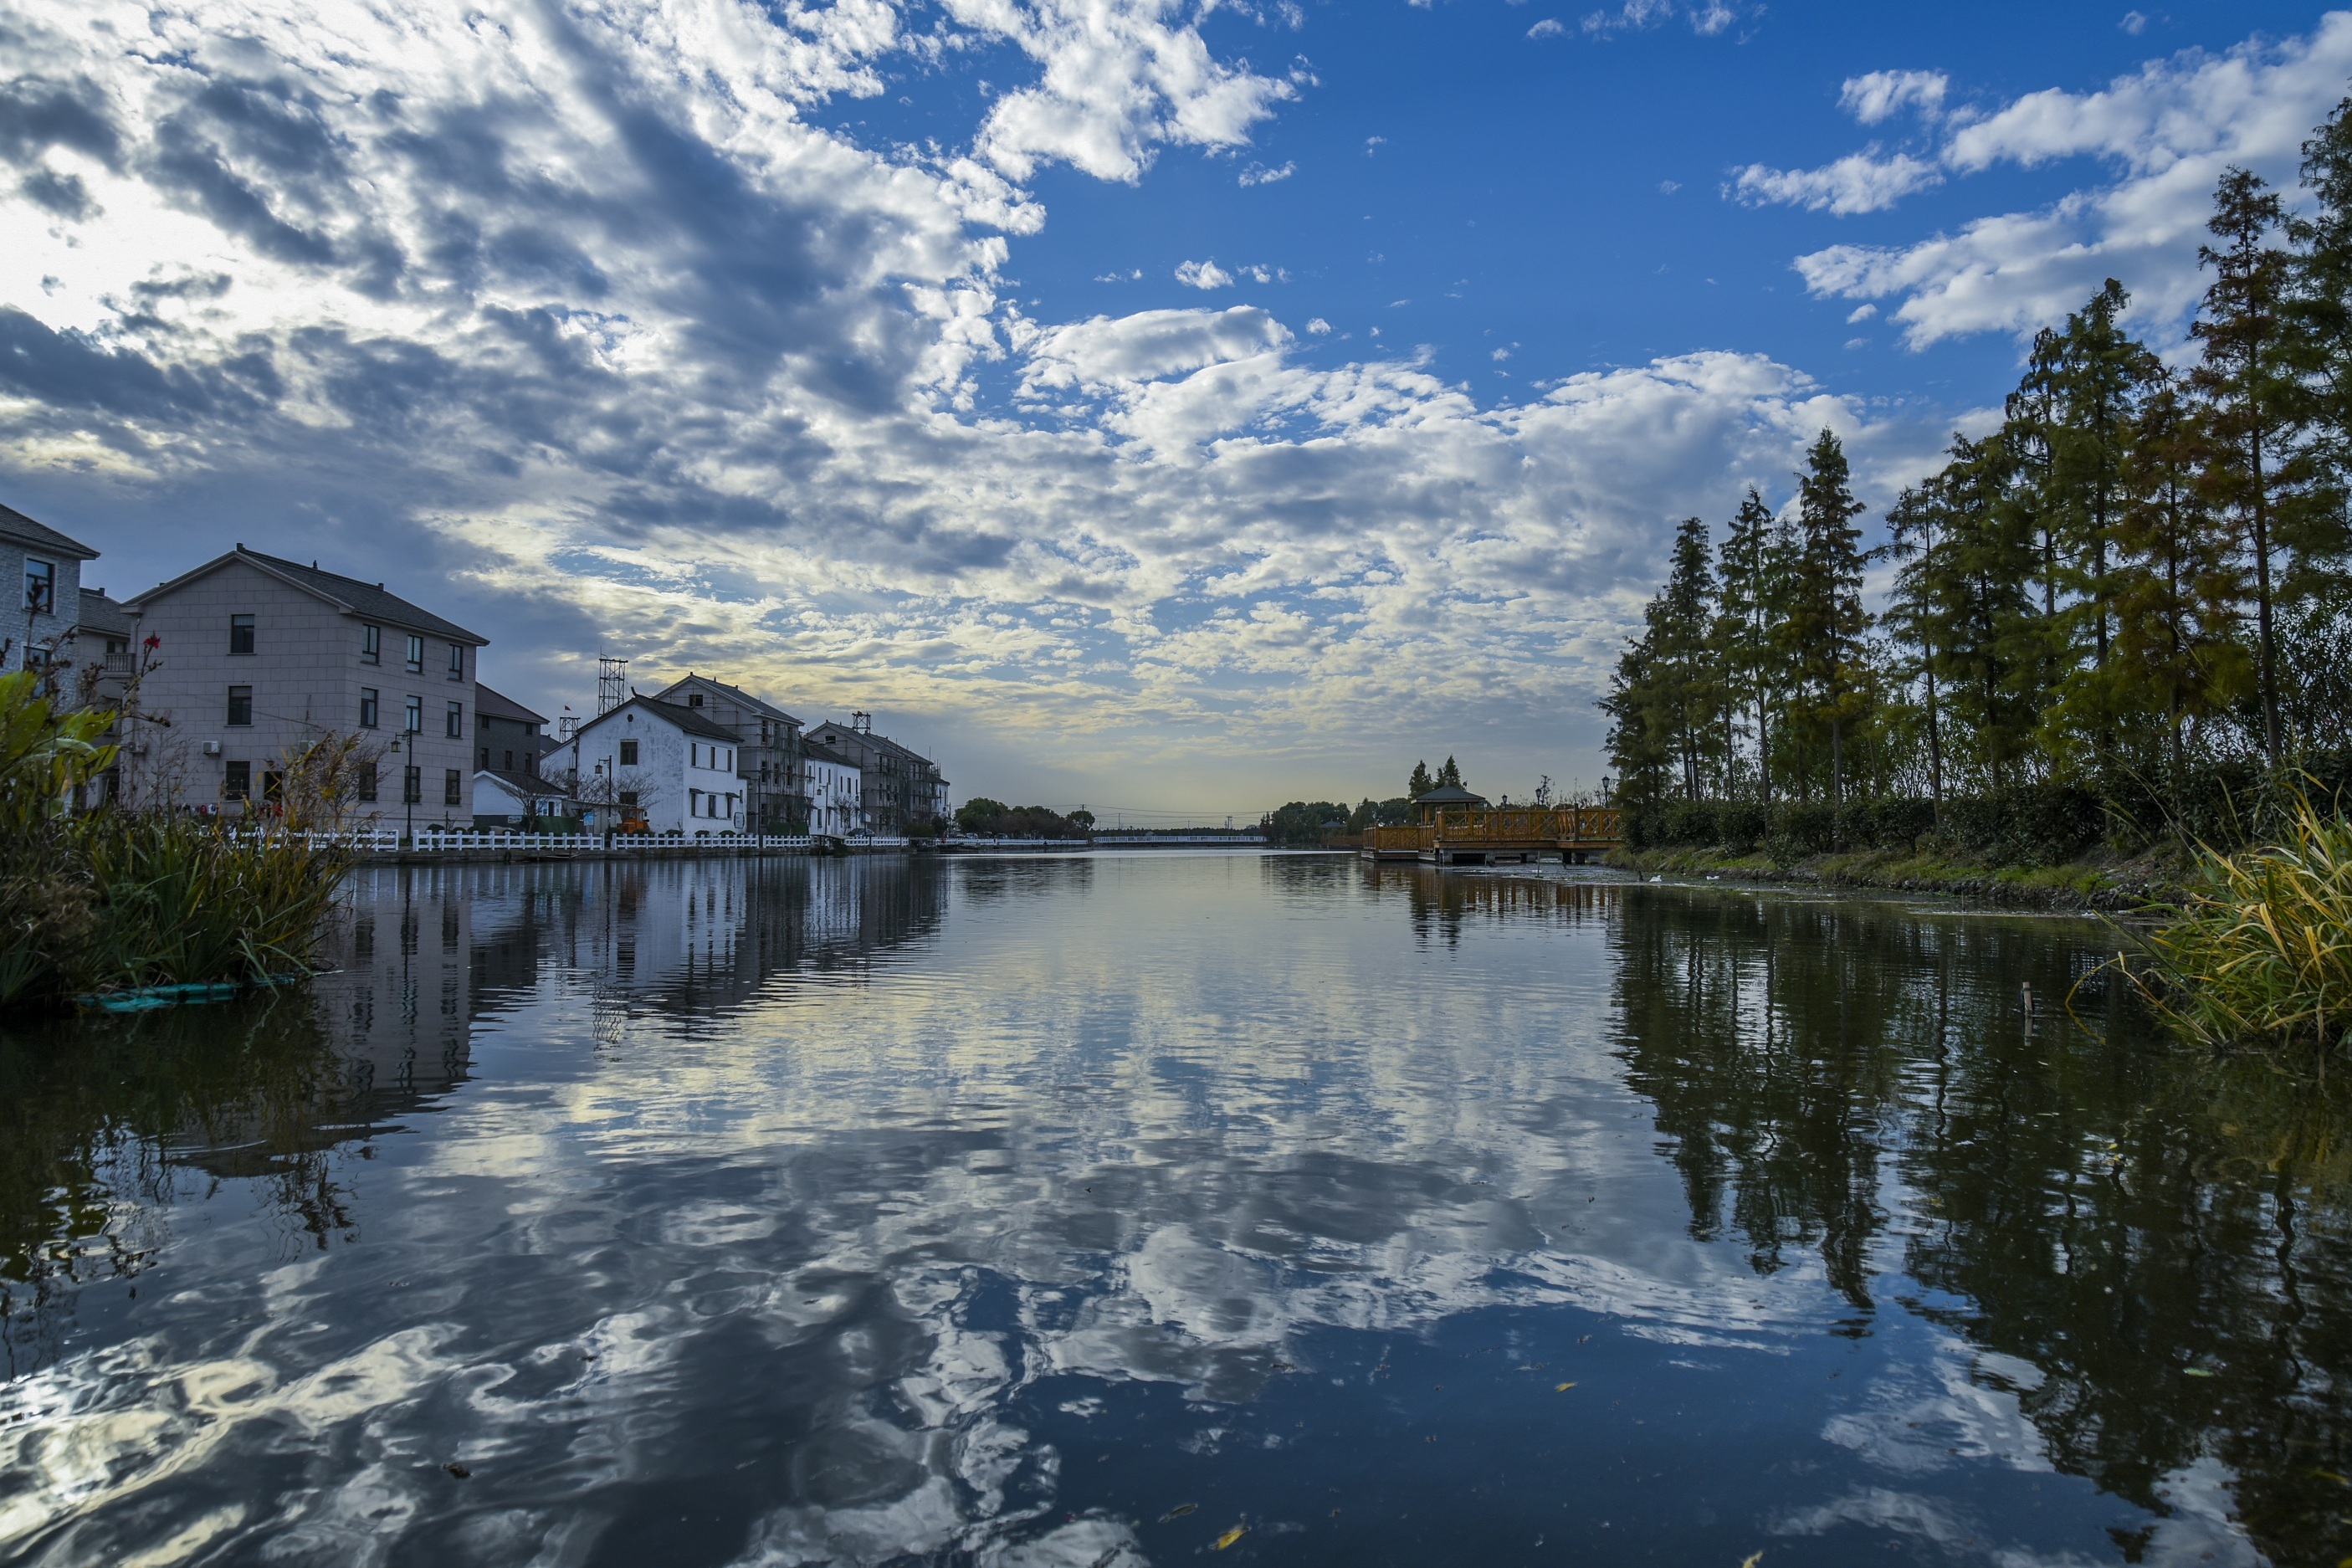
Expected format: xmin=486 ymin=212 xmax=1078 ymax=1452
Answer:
xmin=1581 ymin=0 xmax=1739 ymax=38
xmin=2121 ymin=10 xmax=2147 ymax=36
xmin=1846 ymin=304 xmax=1877 ymax=322
xmin=1792 ymin=12 xmax=2352 ymax=346
xmin=1174 ymin=259 xmax=1234 ymax=289
xmin=1730 ymin=151 xmax=1945 ymax=215
xmin=1528 ymin=18 xmax=1565 ymax=38
xmin=1839 ymin=69 xmax=1949 ymax=125
xmin=1237 ymin=161 xmax=1294 ymax=187
xmin=949 ymin=0 xmax=1301 ymax=182
xmin=1659 ymin=179 xmax=1682 ymax=194
xmin=1305 ymin=317 xmax=1331 ymax=335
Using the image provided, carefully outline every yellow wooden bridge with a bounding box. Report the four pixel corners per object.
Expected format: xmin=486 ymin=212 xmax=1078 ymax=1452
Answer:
xmin=1360 ymin=807 xmax=1623 ymax=866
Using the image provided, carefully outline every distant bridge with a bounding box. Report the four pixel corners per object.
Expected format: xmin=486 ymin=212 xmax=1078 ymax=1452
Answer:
xmin=1360 ymin=807 xmax=1622 ymax=866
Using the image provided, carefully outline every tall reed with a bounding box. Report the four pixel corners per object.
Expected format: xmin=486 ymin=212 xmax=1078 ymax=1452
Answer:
xmin=0 ymin=672 xmax=349 ymax=1009
xmin=2133 ymin=795 xmax=2352 ymax=1053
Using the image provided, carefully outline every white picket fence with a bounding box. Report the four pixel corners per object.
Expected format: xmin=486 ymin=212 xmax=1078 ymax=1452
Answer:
xmin=241 ymin=828 xmax=874 ymax=856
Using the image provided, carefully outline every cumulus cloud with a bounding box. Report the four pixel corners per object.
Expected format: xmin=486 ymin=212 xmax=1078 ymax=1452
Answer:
xmin=1528 ymin=18 xmax=1565 ymax=38
xmin=1839 ymin=69 xmax=1949 ymax=125
xmin=1174 ymin=259 xmax=1234 ymax=289
xmin=1730 ymin=151 xmax=1945 ymax=215
xmin=1784 ymin=13 xmax=2352 ymax=345
xmin=949 ymin=0 xmax=1300 ymax=182
xmin=1237 ymin=160 xmax=1294 ymax=186
xmin=1581 ymin=0 xmax=1739 ymax=38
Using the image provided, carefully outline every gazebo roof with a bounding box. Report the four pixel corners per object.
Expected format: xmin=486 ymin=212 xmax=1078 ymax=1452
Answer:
xmin=1413 ymin=785 xmax=1489 ymax=807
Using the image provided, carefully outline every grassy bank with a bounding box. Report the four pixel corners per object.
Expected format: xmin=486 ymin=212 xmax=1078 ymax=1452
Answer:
xmin=0 ymin=671 xmax=348 ymax=1012
xmin=1604 ymin=841 xmax=2186 ymax=912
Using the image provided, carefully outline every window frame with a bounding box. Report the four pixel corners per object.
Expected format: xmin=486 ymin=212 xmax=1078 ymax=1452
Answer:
xmin=403 ymin=694 xmax=422 ymax=734
xmin=447 ymin=643 xmax=464 ymax=680
xmin=443 ymin=768 xmax=463 ymax=807
xmin=361 ymin=624 xmax=380 ymax=664
xmin=404 ymin=633 xmax=423 ymax=674
xmin=619 ymin=740 xmax=639 ymax=766
xmin=23 ymin=557 xmax=54 ymax=616
xmin=402 ymin=765 xmax=422 ymax=804
xmin=445 ymin=700 xmax=464 ymax=739
xmin=228 ymin=613 xmax=255 ymax=655
xmin=226 ymin=685 xmax=254 ymax=726
xmin=223 ymin=760 xmax=250 ymax=798
xmin=359 ymin=687 xmax=379 ymax=729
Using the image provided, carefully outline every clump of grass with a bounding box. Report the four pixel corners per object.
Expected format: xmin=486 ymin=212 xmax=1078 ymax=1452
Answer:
xmin=0 ymin=671 xmax=348 ymax=1010
xmin=2130 ymin=795 xmax=2352 ymax=1053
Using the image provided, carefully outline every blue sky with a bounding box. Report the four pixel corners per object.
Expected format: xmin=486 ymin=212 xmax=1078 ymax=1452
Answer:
xmin=0 ymin=0 xmax=2344 ymax=814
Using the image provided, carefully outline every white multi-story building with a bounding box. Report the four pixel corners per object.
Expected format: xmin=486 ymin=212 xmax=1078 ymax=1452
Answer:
xmin=804 ymin=738 xmax=863 ymax=837
xmin=559 ymin=695 xmax=746 ymax=834
xmin=123 ymin=546 xmax=486 ymax=820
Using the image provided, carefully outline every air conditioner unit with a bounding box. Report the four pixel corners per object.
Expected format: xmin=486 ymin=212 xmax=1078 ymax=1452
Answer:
xmin=202 ymin=740 xmax=221 ymax=756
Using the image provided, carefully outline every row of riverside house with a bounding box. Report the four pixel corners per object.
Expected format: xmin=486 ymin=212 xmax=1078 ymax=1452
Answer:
xmin=3 ymin=504 xmax=950 ymax=838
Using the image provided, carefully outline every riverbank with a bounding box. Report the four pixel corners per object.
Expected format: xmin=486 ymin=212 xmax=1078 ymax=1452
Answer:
xmin=1603 ymin=841 xmax=2191 ymax=912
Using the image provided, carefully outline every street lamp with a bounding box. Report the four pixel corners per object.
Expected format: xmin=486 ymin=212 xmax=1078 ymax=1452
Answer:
xmin=388 ymin=736 xmax=414 ymax=845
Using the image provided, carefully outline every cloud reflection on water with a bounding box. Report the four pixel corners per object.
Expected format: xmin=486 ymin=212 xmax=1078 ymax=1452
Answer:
xmin=0 ymin=856 xmax=2341 ymax=1565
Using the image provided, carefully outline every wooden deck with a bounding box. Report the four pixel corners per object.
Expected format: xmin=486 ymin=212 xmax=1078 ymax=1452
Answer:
xmin=1360 ymin=807 xmax=1622 ymax=865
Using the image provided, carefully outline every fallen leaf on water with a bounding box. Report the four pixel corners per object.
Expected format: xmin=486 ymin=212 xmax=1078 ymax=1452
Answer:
xmin=1158 ymin=1504 xmax=1196 ymax=1522
xmin=1555 ymin=1381 xmax=1577 ymax=1391
xmin=2313 ymin=1468 xmax=2350 ymax=1486
xmin=443 ymin=1463 xmax=471 ymax=1479
xmin=1740 ymin=1554 xmax=1763 ymax=1568
xmin=1214 ymin=1524 xmax=1249 ymax=1550
xmin=2183 ymin=1368 xmax=2216 ymax=1378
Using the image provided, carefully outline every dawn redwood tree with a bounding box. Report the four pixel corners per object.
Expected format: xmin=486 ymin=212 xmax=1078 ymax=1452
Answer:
xmin=1782 ymin=430 xmax=1872 ymax=805
xmin=1655 ymin=516 xmax=1721 ymax=800
xmin=2191 ymin=167 xmax=2314 ymax=761
xmin=2109 ymin=374 xmax=2250 ymax=784
xmin=2050 ymin=280 xmax=2162 ymax=717
xmin=1714 ymin=489 xmax=1782 ymax=802
xmin=1408 ymin=760 xmax=1432 ymax=798
xmin=1883 ymin=472 xmax=1951 ymax=807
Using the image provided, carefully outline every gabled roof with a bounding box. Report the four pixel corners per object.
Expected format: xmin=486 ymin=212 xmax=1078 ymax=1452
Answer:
xmin=575 ymin=694 xmax=739 ymax=744
xmin=474 ymin=766 xmax=576 ymax=799
xmin=803 ymin=738 xmax=857 ymax=769
xmin=474 ymin=682 xmax=546 ymax=726
xmin=74 ymin=587 xmax=133 ymax=639
xmin=1413 ymin=784 xmax=1488 ymax=806
xmin=809 ymin=721 xmax=937 ymax=770
xmin=0 ymin=501 xmax=99 ymax=561
xmin=126 ymin=546 xmax=486 ymax=645
xmin=657 ymin=673 xmax=800 ymax=727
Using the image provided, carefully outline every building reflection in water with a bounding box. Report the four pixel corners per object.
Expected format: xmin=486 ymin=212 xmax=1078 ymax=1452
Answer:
xmin=1 ymin=858 xmax=2348 ymax=1567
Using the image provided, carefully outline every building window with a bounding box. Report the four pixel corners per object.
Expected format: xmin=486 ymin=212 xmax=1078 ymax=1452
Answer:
xmin=689 ymin=788 xmax=701 ymax=815
xmin=263 ymin=770 xmax=284 ymax=804
xmin=358 ymin=761 xmax=378 ymax=802
xmin=448 ymin=643 xmax=464 ymax=680
xmin=24 ymin=558 xmax=54 ymax=615
xmin=404 ymin=695 xmax=421 ymax=733
xmin=402 ymin=765 xmax=422 ymax=803
xmin=688 ymin=693 xmax=704 ymax=708
xmin=227 ymin=685 xmax=253 ymax=726
xmin=479 ymin=746 xmax=489 ymax=769
xmin=223 ymin=760 xmax=250 ymax=798
xmin=404 ymin=634 xmax=423 ymax=674
xmin=446 ymin=701 xmax=463 ymax=739
xmin=444 ymin=768 xmax=462 ymax=806
xmin=359 ymin=688 xmax=379 ymax=728
xmin=229 ymin=613 xmax=255 ymax=654
xmin=361 ymin=624 xmax=380 ymax=664
xmin=619 ymin=740 xmax=638 ymax=766
xmin=618 ymin=790 xmax=638 ymax=807
xmin=503 ymin=750 xmax=513 ymax=771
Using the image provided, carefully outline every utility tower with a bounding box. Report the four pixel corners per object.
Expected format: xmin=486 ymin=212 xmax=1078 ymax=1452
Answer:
xmin=597 ymin=656 xmax=628 ymax=716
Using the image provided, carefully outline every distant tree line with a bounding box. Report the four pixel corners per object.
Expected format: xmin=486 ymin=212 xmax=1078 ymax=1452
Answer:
xmin=953 ymin=799 xmax=1094 ymax=838
xmin=1604 ymin=100 xmax=2352 ymax=859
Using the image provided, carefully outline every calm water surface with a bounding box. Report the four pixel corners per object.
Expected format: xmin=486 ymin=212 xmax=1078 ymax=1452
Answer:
xmin=3 ymin=853 xmax=2349 ymax=1565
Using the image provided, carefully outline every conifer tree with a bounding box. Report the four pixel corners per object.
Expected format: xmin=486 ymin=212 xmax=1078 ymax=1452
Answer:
xmin=1782 ymin=430 xmax=1871 ymax=804
xmin=1655 ymin=516 xmax=1721 ymax=800
xmin=1437 ymin=756 xmax=1465 ymax=790
xmin=1883 ymin=474 xmax=1950 ymax=806
xmin=2191 ymin=167 xmax=2311 ymax=761
xmin=1408 ymin=760 xmax=1432 ymax=798
xmin=2109 ymin=374 xmax=2250 ymax=782
xmin=1714 ymin=489 xmax=1781 ymax=801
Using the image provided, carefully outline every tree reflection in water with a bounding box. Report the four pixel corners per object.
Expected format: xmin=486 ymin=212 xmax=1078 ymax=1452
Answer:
xmin=1603 ymin=882 xmax=2352 ymax=1563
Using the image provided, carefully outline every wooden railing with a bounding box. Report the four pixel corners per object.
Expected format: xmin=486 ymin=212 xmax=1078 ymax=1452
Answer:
xmin=1362 ymin=807 xmax=1622 ymax=857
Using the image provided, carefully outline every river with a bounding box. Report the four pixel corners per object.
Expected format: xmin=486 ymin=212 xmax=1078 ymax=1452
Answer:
xmin=1 ymin=853 xmax=2346 ymax=1565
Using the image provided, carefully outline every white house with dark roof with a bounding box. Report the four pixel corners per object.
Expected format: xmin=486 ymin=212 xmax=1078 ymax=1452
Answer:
xmin=556 ymin=695 xmax=746 ymax=835
xmin=654 ymin=673 xmax=804 ymax=831
xmin=124 ymin=546 xmax=487 ymax=820
xmin=2 ymin=500 xmax=99 ymax=678
xmin=803 ymin=737 xmax=863 ymax=837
